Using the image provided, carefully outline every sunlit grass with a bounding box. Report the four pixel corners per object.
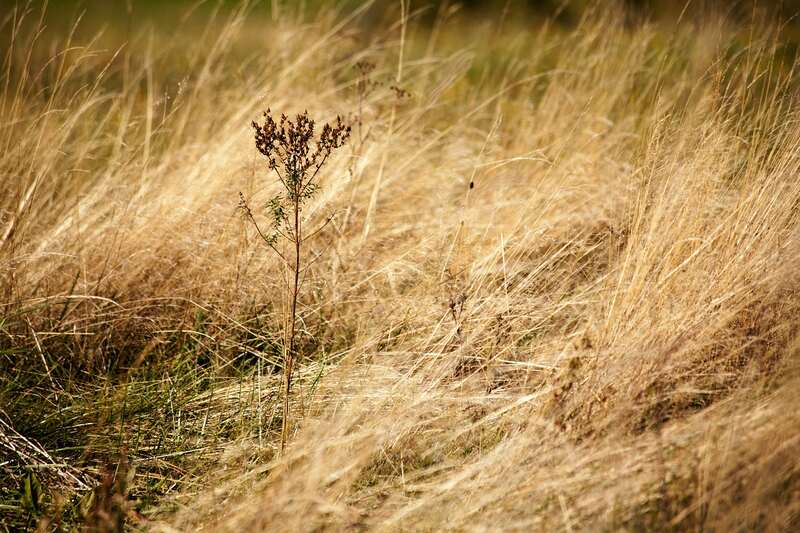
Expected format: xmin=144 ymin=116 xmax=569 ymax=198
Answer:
xmin=2 ymin=1 xmax=800 ymax=531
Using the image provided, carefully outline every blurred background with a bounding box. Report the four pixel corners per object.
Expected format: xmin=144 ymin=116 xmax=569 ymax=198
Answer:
xmin=12 ymin=0 xmax=800 ymax=27
xmin=9 ymin=0 xmax=797 ymax=62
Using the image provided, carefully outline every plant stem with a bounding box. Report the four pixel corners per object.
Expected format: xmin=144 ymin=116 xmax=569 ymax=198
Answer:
xmin=281 ymin=195 xmax=302 ymax=454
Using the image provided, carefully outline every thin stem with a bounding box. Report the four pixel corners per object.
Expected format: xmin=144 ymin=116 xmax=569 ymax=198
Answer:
xmin=281 ymin=196 xmax=302 ymax=454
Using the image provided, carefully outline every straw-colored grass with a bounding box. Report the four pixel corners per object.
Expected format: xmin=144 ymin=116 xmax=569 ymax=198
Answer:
xmin=2 ymin=1 xmax=799 ymax=531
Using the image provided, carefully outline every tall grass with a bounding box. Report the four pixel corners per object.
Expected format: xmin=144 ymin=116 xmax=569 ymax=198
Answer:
xmin=1 ymin=1 xmax=799 ymax=531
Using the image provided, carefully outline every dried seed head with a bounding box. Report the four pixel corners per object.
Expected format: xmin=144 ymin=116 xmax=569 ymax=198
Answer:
xmin=241 ymin=109 xmax=349 ymax=260
xmin=251 ymin=109 xmax=351 ymax=201
xmin=389 ymin=85 xmax=412 ymax=100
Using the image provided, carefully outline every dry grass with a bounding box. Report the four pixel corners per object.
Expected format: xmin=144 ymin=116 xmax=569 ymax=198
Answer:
xmin=2 ymin=1 xmax=800 ymax=531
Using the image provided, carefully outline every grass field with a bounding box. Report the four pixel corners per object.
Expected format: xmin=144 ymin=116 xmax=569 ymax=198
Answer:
xmin=2 ymin=1 xmax=800 ymax=530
